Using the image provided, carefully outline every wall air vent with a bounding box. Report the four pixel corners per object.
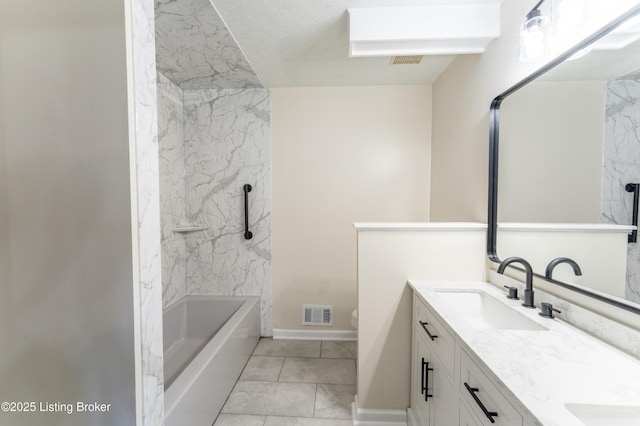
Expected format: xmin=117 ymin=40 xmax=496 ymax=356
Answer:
xmin=302 ymin=305 xmax=333 ymax=326
xmin=391 ymin=55 xmax=424 ymax=65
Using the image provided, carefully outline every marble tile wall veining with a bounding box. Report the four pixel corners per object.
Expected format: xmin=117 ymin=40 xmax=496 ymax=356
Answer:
xmin=183 ymin=88 xmax=272 ymax=336
xmin=157 ymin=72 xmax=187 ymax=308
xmin=155 ymin=0 xmax=271 ymax=333
xmin=603 ymin=77 xmax=640 ymax=303
xmin=154 ymin=0 xmax=263 ymax=90
xmin=130 ymin=0 xmax=165 ymax=423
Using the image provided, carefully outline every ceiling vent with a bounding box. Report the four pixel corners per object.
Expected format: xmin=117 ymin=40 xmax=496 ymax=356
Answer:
xmin=390 ymin=55 xmax=423 ymax=65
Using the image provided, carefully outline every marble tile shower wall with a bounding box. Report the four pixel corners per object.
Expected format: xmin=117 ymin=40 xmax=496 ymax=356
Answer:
xmin=603 ymin=77 xmax=640 ymax=303
xmin=155 ymin=0 xmax=262 ymax=90
xmin=183 ymin=88 xmax=272 ymax=336
xmin=132 ymin=0 xmax=165 ymax=423
xmin=156 ymin=78 xmax=272 ymax=331
xmin=157 ymin=73 xmax=187 ymax=308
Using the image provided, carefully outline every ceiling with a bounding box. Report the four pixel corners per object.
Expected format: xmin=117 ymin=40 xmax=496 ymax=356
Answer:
xmin=210 ymin=0 xmax=497 ymax=87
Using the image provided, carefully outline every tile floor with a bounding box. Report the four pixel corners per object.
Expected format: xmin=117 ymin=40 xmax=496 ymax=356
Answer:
xmin=214 ymin=339 xmax=357 ymax=426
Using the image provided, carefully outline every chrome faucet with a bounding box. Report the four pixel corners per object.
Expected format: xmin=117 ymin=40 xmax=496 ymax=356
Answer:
xmin=497 ymin=257 xmax=535 ymax=308
xmin=545 ymin=257 xmax=582 ymax=280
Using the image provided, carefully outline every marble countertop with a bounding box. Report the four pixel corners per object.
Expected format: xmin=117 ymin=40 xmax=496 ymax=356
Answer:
xmin=409 ymin=280 xmax=640 ymax=426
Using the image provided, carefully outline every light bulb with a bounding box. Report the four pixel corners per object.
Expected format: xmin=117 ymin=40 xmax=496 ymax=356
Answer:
xmin=520 ymin=12 xmax=550 ymax=62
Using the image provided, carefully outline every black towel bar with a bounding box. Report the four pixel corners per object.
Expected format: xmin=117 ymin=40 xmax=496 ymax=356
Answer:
xmin=626 ymin=183 xmax=639 ymax=243
xmin=243 ymin=184 xmax=253 ymax=240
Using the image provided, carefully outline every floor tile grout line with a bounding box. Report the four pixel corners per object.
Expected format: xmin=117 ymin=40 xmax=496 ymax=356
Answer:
xmin=276 ymin=355 xmax=285 ymax=382
xmin=278 ymin=355 xmax=356 ymax=361
xmin=313 ymin=383 xmax=318 ymax=419
xmin=274 ymin=380 xmax=357 ymax=386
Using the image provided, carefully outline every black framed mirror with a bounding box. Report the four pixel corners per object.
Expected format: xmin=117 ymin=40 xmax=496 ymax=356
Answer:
xmin=488 ymin=5 xmax=640 ymax=316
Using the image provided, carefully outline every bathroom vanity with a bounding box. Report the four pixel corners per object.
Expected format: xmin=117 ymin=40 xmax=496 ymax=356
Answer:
xmin=408 ymin=280 xmax=640 ymax=426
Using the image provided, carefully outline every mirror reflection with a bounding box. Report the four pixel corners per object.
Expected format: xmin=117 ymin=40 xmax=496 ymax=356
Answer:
xmin=498 ymin=18 xmax=640 ymax=306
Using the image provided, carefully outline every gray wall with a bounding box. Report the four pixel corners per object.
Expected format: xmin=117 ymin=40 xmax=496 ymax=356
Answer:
xmin=0 ymin=1 xmax=137 ymax=424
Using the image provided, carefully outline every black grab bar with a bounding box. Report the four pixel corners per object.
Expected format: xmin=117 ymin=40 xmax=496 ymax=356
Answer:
xmin=626 ymin=183 xmax=639 ymax=243
xmin=243 ymin=184 xmax=253 ymax=240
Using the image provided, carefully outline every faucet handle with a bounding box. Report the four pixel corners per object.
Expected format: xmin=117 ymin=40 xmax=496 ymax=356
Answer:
xmin=503 ymin=285 xmax=518 ymax=300
xmin=539 ymin=302 xmax=561 ymax=319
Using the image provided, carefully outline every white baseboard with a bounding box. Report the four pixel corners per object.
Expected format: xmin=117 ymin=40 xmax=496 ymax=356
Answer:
xmin=351 ymin=395 xmax=407 ymax=426
xmin=272 ymin=328 xmax=357 ymax=341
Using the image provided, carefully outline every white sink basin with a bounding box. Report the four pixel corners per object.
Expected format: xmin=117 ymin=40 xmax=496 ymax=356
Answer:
xmin=435 ymin=289 xmax=547 ymax=331
xmin=565 ymin=404 xmax=640 ymax=426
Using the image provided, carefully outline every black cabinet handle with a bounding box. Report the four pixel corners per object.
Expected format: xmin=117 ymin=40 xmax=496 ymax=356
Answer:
xmin=421 ymin=358 xmax=433 ymax=401
xmin=243 ymin=184 xmax=253 ymax=240
xmin=419 ymin=321 xmax=438 ymax=341
xmin=626 ymin=183 xmax=639 ymax=243
xmin=464 ymin=382 xmax=498 ymax=423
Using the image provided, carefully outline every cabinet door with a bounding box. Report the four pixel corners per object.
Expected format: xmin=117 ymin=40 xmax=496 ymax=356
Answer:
xmin=415 ymin=295 xmax=456 ymax=381
xmin=413 ymin=332 xmax=433 ymax=426
xmin=460 ymin=399 xmax=482 ymax=426
xmin=460 ymin=350 xmax=523 ymax=426
xmin=414 ymin=332 xmax=459 ymax=426
xmin=431 ymin=352 xmax=458 ymax=426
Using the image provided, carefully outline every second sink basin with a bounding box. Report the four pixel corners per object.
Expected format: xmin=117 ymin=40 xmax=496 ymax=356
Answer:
xmin=435 ymin=289 xmax=547 ymax=331
xmin=565 ymin=403 xmax=640 ymax=426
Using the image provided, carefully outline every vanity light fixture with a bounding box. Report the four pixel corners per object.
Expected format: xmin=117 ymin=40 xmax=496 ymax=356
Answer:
xmin=553 ymin=0 xmax=586 ymax=32
xmin=553 ymin=0 xmax=590 ymax=60
xmin=519 ymin=0 xmax=550 ymax=62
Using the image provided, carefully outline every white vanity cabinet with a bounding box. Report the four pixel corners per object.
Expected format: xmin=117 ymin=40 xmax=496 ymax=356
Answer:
xmin=409 ymin=280 xmax=640 ymax=426
xmin=459 ymin=399 xmax=481 ymax=426
xmin=412 ymin=328 xmax=459 ymax=426
xmin=460 ymin=350 xmax=522 ymax=425
xmin=409 ymin=292 xmax=525 ymax=426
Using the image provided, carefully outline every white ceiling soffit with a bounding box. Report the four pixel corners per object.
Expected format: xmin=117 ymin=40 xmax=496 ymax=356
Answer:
xmin=209 ymin=0 xmax=502 ymax=87
xmin=348 ymin=3 xmax=501 ymax=57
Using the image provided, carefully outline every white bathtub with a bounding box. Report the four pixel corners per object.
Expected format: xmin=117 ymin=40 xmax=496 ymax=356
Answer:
xmin=163 ymin=296 xmax=260 ymax=426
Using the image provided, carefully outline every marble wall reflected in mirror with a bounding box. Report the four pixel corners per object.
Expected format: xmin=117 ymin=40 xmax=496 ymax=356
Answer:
xmin=496 ymin=12 xmax=640 ymax=308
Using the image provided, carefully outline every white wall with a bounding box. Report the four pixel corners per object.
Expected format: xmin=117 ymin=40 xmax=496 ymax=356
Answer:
xmin=356 ymin=226 xmax=486 ymax=411
xmin=497 ymin=227 xmax=628 ymax=298
xmin=0 ymin=2 xmax=138 ymax=424
xmin=271 ymin=86 xmax=431 ymax=331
